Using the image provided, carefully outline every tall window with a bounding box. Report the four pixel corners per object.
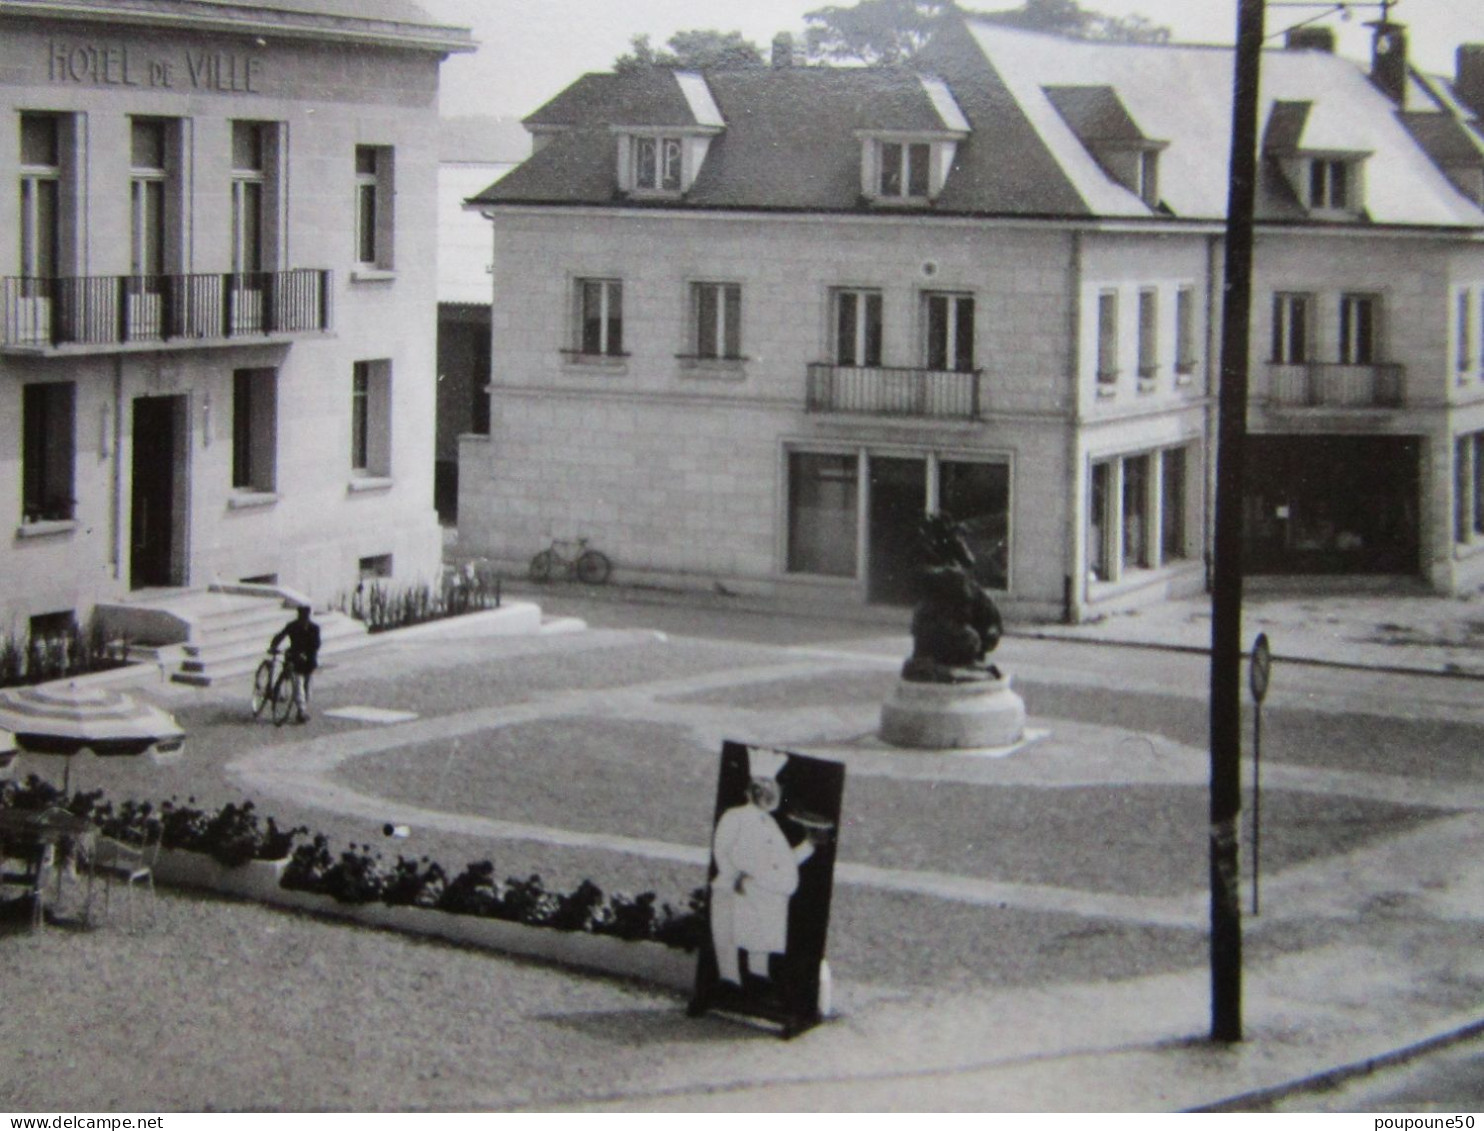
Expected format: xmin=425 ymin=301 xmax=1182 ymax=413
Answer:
xmin=19 ymin=113 xmax=59 ymax=282
xmin=1089 ymin=461 xmax=1112 ymax=580
xmin=232 ymin=368 xmax=277 ymax=493
xmin=22 ymin=382 xmax=75 ymax=523
xmin=1458 ymin=437 xmax=1472 ymax=544
xmin=1096 ymin=290 xmax=1119 ymax=385
xmin=355 ymin=145 xmax=393 ymax=269
xmin=834 ymin=289 xmax=882 ymax=367
xmin=1137 ymin=288 xmax=1159 ymax=380
xmin=231 ymin=122 xmax=268 ymax=275
xmin=693 ymin=282 xmax=741 ymax=360
xmin=1458 ymin=291 xmax=1472 ymax=375
xmin=787 ymin=452 xmax=858 ymax=577
xmin=879 ymin=141 xmax=931 ymax=198
xmin=1175 ymin=285 xmax=1198 ymax=374
xmin=1122 ymin=453 xmax=1149 ymax=569
xmin=925 ymin=292 xmax=974 ymax=372
xmin=576 ymin=279 xmax=623 ymax=357
xmin=1476 ymin=434 xmax=1484 ymax=537
xmin=1339 ymin=294 xmax=1376 ymax=365
xmin=1272 ymin=293 xmax=1310 ymax=363
xmin=1309 ymin=158 xmax=1350 ymax=210
xmin=1161 ymin=447 xmax=1187 ymax=560
xmin=350 ymin=360 xmax=391 ymax=477
xmin=130 ymin=118 xmax=168 ymax=280
xmin=634 ymin=136 xmax=682 ymax=192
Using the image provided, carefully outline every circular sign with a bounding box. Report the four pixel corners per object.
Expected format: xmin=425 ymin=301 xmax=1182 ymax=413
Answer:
xmin=1249 ymin=632 xmax=1272 ymax=704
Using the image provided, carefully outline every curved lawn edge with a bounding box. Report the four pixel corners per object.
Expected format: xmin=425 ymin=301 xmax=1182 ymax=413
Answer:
xmin=152 ymin=849 xmax=696 ymax=992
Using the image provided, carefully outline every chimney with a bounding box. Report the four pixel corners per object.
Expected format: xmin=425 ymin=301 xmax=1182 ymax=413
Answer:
xmin=1457 ymin=44 xmax=1484 ymax=118
xmin=1368 ymin=18 xmax=1408 ymax=105
xmin=772 ymin=32 xmax=795 ymax=69
xmin=1284 ymin=26 xmax=1334 ymax=53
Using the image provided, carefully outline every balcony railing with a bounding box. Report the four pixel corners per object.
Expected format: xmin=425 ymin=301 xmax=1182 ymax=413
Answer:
xmin=2 ymin=270 xmax=332 ymax=350
xmin=1267 ymin=362 xmax=1405 ymax=409
xmin=806 ymin=363 xmax=982 ymax=420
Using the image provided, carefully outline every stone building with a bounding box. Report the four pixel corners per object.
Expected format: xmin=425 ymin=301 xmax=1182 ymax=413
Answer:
xmin=461 ymin=17 xmax=1484 ymax=620
xmin=1 ymin=0 xmax=472 ymax=642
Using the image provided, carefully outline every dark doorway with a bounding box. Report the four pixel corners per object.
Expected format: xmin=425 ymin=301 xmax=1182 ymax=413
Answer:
xmin=1243 ymin=434 xmax=1420 ymax=575
xmin=131 ymin=395 xmax=187 ymax=589
xmin=867 ymin=456 xmax=927 ymax=605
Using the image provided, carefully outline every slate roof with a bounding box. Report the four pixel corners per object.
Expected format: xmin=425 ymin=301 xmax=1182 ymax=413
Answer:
xmin=474 ymin=17 xmax=1484 ymax=228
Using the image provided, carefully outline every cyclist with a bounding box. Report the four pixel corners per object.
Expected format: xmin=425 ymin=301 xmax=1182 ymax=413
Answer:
xmin=269 ymin=603 xmax=321 ymax=723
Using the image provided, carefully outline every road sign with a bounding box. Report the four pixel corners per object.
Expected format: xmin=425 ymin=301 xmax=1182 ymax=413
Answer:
xmin=1250 ymin=632 xmax=1272 ymax=704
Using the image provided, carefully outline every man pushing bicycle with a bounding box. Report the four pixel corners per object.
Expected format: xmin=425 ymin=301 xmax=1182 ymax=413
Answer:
xmin=269 ymin=603 xmax=321 ymax=723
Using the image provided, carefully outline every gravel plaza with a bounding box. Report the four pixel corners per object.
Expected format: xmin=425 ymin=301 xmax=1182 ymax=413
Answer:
xmin=2 ymin=594 xmax=1483 ymax=1110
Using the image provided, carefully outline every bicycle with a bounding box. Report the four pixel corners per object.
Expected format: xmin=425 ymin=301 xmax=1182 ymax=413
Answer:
xmin=528 ymin=537 xmax=612 ymax=585
xmin=250 ymin=651 xmax=305 ymax=726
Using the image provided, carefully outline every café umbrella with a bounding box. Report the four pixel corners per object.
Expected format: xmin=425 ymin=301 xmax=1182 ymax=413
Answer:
xmin=0 ymin=683 xmax=185 ymax=792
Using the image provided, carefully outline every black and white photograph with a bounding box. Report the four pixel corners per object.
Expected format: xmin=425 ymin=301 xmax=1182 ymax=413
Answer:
xmin=2 ymin=0 xmax=1484 ymax=1116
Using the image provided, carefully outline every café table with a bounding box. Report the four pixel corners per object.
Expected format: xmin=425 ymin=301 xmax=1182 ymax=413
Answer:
xmin=0 ymin=807 xmax=96 ymax=928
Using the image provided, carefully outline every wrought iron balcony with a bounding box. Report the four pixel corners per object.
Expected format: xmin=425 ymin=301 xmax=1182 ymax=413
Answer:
xmin=2 ymin=270 xmax=332 ymax=352
xmin=1266 ymin=362 xmax=1405 ymax=409
xmin=806 ymin=363 xmax=982 ymax=420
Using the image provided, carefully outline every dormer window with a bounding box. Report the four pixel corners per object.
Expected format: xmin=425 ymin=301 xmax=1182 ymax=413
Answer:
xmin=880 ymin=141 xmax=931 ymax=198
xmin=1309 ymin=158 xmax=1351 ymax=210
xmin=1043 ymin=86 xmax=1167 ymax=211
xmin=635 ymin=135 xmax=683 ymax=192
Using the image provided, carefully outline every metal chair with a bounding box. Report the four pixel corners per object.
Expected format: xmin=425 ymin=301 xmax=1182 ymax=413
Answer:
xmin=92 ymin=828 xmax=160 ymax=926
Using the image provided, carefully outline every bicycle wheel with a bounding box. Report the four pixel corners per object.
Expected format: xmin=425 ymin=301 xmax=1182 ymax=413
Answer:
xmin=575 ymin=549 xmax=612 ymax=585
xmin=271 ymin=673 xmax=297 ymax=726
xmin=529 ymin=549 xmax=555 ymax=582
xmin=251 ymin=660 xmax=274 ymax=718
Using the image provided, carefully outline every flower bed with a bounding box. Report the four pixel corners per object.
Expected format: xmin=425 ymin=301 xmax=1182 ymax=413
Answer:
xmin=0 ymin=775 xmax=705 ymax=986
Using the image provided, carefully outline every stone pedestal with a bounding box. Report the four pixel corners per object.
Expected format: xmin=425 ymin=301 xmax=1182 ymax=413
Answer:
xmin=879 ymin=671 xmax=1026 ymax=750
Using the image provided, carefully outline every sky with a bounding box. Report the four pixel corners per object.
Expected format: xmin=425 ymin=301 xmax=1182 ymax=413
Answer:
xmin=419 ymin=0 xmax=1484 ymax=121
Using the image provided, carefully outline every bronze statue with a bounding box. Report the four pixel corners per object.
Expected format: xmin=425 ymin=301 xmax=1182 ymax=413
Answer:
xmin=901 ymin=513 xmax=1004 ymax=684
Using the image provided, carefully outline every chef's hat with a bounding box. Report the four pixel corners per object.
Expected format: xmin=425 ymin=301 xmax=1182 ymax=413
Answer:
xmin=747 ymin=746 xmax=789 ymax=780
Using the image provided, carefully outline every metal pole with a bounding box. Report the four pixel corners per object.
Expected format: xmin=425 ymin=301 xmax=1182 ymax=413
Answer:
xmin=1252 ymin=699 xmax=1262 ymax=916
xmin=1210 ymin=0 xmax=1266 ymax=1045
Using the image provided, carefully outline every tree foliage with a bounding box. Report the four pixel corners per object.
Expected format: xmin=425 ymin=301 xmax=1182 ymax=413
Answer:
xmin=614 ymin=29 xmax=765 ymax=73
xmin=803 ymin=0 xmax=1170 ymax=65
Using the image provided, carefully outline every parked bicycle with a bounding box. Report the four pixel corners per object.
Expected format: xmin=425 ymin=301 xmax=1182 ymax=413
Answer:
xmin=528 ymin=537 xmax=612 ymax=585
xmin=250 ymin=651 xmax=306 ymax=727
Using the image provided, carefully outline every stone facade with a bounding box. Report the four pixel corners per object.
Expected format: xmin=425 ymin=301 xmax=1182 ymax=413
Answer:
xmin=0 ymin=3 xmax=470 ymax=633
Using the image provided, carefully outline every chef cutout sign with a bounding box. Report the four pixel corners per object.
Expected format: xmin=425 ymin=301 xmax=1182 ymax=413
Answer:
xmin=690 ymin=741 xmax=845 ymax=1037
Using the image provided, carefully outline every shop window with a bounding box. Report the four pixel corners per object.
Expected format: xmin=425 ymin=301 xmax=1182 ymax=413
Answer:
xmin=787 ymin=452 xmax=858 ymax=577
xmin=833 ymin=289 xmax=883 ymax=367
xmin=354 ymin=145 xmax=394 ymax=270
xmin=939 ymin=460 xmax=1009 ymax=590
xmin=575 ymin=278 xmax=624 ymax=358
xmin=692 ymin=282 xmax=742 ymax=360
xmin=924 ymin=292 xmax=975 ymax=373
xmin=1161 ymin=447 xmax=1187 ymax=560
xmin=1122 ymin=454 xmax=1150 ymax=569
xmin=351 ymin=360 xmax=392 ymax=477
xmin=232 ymin=368 xmax=277 ymax=493
xmin=22 ymin=382 xmax=75 ymax=523
xmin=1089 ymin=460 xmax=1112 ymax=581
xmin=359 ymin=554 xmax=392 ymax=579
